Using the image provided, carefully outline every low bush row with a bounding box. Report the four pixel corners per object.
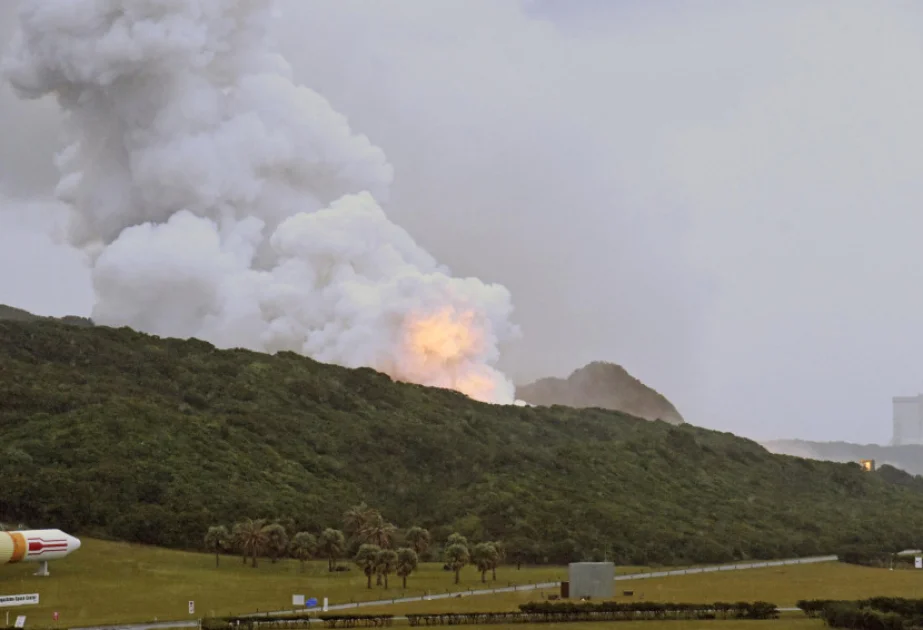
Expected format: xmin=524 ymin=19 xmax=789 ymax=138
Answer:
xmin=797 ymin=599 xmax=851 ymax=617
xmin=798 ymin=597 xmax=923 ymax=629
xmin=839 ymin=550 xmax=918 ymax=569
xmin=204 ymin=600 xmax=780 ymax=630
xmin=402 ymin=601 xmax=778 ymax=625
xmin=317 ymin=616 xmax=394 ymax=628
xmin=202 ymin=614 xmax=394 ymax=630
xmin=820 ymin=604 xmax=906 ymax=630
xmin=519 ymin=600 xmax=779 ymax=619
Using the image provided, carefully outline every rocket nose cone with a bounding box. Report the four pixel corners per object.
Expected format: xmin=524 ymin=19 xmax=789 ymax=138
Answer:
xmin=66 ymin=534 xmax=81 ymax=552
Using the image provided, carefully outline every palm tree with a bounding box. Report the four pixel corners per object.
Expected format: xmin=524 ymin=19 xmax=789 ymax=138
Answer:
xmin=507 ymin=537 xmax=532 ymax=570
xmin=355 ymin=544 xmax=381 ymax=589
xmin=447 ymin=532 xmax=468 ymax=547
xmin=319 ymin=528 xmax=346 ymax=572
xmin=359 ymin=513 xmax=397 ymax=584
xmin=364 ymin=513 xmax=397 ymax=548
xmin=290 ymin=532 xmax=317 ymax=572
xmin=396 ymin=547 xmax=418 ymax=589
xmin=231 ymin=522 xmax=248 ymax=564
xmin=204 ymin=525 xmax=229 ymax=568
xmin=344 ymin=503 xmax=377 ymax=539
xmin=471 ymin=542 xmax=498 ymax=583
xmin=235 ymin=519 xmax=267 ymax=568
xmin=375 ymin=549 xmax=398 ymax=589
xmin=490 ymin=541 xmax=505 ymax=580
xmin=444 ymin=543 xmax=469 ymax=585
xmin=262 ymin=523 xmax=289 ymax=564
xmin=405 ymin=527 xmax=430 ymax=557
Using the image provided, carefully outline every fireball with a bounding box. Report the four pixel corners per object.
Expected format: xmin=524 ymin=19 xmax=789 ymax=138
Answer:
xmin=405 ymin=307 xmax=484 ymax=362
xmin=394 ymin=306 xmax=501 ymax=402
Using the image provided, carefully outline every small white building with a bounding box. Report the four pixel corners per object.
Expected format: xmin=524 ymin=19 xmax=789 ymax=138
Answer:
xmin=568 ymin=562 xmax=614 ymax=599
xmin=893 ymin=396 xmax=923 ymax=445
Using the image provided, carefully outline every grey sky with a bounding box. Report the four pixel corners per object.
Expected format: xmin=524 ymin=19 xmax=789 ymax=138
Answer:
xmin=1 ymin=0 xmax=921 ymax=445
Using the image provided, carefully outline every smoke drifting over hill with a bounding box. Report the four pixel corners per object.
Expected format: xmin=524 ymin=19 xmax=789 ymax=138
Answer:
xmin=7 ymin=2 xmax=923 ymax=442
xmin=3 ymin=0 xmax=519 ymax=403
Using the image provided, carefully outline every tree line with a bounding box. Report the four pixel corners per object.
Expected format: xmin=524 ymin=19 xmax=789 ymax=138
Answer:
xmin=204 ymin=503 xmax=505 ymax=588
xmin=798 ymin=598 xmax=923 ymax=629
xmin=200 ymin=600 xmax=780 ymax=630
xmin=10 ymin=317 xmax=923 ymax=568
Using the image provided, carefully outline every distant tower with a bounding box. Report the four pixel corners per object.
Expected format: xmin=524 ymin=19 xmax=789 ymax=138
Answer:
xmin=892 ymin=396 xmax=923 ymax=445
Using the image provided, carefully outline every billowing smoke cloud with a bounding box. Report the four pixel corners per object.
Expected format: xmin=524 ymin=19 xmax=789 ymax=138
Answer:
xmin=3 ymin=0 xmax=519 ymax=404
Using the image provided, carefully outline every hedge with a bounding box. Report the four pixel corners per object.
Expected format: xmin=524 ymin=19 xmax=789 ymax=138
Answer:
xmin=202 ymin=614 xmax=394 ymax=630
xmin=403 ymin=601 xmax=778 ymax=625
xmin=797 ymin=597 xmax=923 ymax=629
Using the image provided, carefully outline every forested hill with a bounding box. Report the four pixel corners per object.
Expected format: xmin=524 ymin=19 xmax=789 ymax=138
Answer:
xmin=2 ymin=318 xmax=923 ymax=565
xmin=0 ymin=304 xmax=93 ymax=327
xmin=516 ymin=361 xmax=684 ymax=425
xmin=763 ymin=439 xmax=923 ymax=477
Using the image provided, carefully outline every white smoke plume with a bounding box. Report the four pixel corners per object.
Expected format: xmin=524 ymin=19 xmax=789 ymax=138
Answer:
xmin=3 ymin=0 xmax=519 ymax=404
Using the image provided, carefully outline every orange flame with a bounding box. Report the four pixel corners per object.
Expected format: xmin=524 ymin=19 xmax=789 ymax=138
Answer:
xmin=399 ymin=306 xmax=496 ymax=401
xmin=453 ymin=369 xmax=499 ymax=403
xmin=405 ymin=307 xmax=483 ymax=362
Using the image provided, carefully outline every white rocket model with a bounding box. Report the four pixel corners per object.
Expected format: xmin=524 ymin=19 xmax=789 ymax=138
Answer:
xmin=0 ymin=529 xmax=81 ymax=576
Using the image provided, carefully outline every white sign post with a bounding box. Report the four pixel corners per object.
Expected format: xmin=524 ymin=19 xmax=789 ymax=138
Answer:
xmin=0 ymin=595 xmax=40 ymax=608
xmin=188 ymin=601 xmax=195 ymax=615
xmin=323 ymin=598 xmax=328 ymax=612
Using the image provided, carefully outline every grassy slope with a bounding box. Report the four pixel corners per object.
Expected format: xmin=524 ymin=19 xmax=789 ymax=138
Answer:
xmin=0 ymin=538 xmax=565 ymax=627
xmin=0 ymin=304 xmax=92 ymax=327
xmin=3 ymin=318 xmax=923 ymax=565
xmin=0 ymin=539 xmax=907 ymax=629
xmin=360 ymin=561 xmax=923 ymax=614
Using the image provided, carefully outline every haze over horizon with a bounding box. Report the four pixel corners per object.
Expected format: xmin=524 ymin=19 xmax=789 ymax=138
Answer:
xmin=2 ymin=0 xmax=921 ymax=446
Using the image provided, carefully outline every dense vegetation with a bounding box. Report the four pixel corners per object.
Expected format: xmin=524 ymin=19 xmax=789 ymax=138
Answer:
xmin=3 ymin=317 xmax=923 ymax=565
xmin=798 ymin=598 xmax=923 ymax=629
xmin=0 ymin=304 xmax=93 ymax=327
xmin=204 ymin=601 xmax=780 ymax=629
xmin=837 ymin=549 xmax=919 ymax=570
xmin=764 ymin=438 xmax=923 ymax=476
xmin=516 ymin=361 xmax=684 ymax=425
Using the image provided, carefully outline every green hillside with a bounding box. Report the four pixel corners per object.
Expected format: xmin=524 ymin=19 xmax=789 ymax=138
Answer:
xmin=1 ymin=317 xmax=923 ymax=565
xmin=764 ymin=439 xmax=923 ymax=477
xmin=0 ymin=303 xmax=93 ymax=326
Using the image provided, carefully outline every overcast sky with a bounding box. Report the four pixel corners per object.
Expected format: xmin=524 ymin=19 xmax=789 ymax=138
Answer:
xmin=2 ymin=0 xmax=922 ymax=445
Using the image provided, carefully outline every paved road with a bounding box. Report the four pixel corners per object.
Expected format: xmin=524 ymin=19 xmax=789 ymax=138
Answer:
xmin=71 ymin=555 xmax=836 ymax=630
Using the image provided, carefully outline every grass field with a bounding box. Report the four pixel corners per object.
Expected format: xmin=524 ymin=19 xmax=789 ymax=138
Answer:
xmin=0 ymin=539 xmax=571 ymax=627
xmin=0 ymin=539 xmax=919 ymax=629
xmin=356 ymin=561 xmax=923 ymax=615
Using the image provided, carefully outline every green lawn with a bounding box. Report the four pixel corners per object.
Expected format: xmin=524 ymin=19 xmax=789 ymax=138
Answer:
xmin=358 ymin=561 xmax=923 ymax=615
xmin=0 ymin=539 xmax=568 ymax=627
xmin=1 ymin=540 xmax=915 ymax=629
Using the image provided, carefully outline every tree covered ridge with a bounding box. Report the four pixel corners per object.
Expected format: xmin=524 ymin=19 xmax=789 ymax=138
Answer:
xmin=516 ymin=361 xmax=684 ymax=425
xmin=1 ymin=318 xmax=922 ymax=565
xmin=0 ymin=303 xmax=92 ymax=327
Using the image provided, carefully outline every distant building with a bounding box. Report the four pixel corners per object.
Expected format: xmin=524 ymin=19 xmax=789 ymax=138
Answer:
xmin=859 ymin=459 xmax=875 ymax=472
xmin=892 ymin=395 xmax=923 ymax=445
xmin=568 ymin=562 xmax=614 ymax=599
